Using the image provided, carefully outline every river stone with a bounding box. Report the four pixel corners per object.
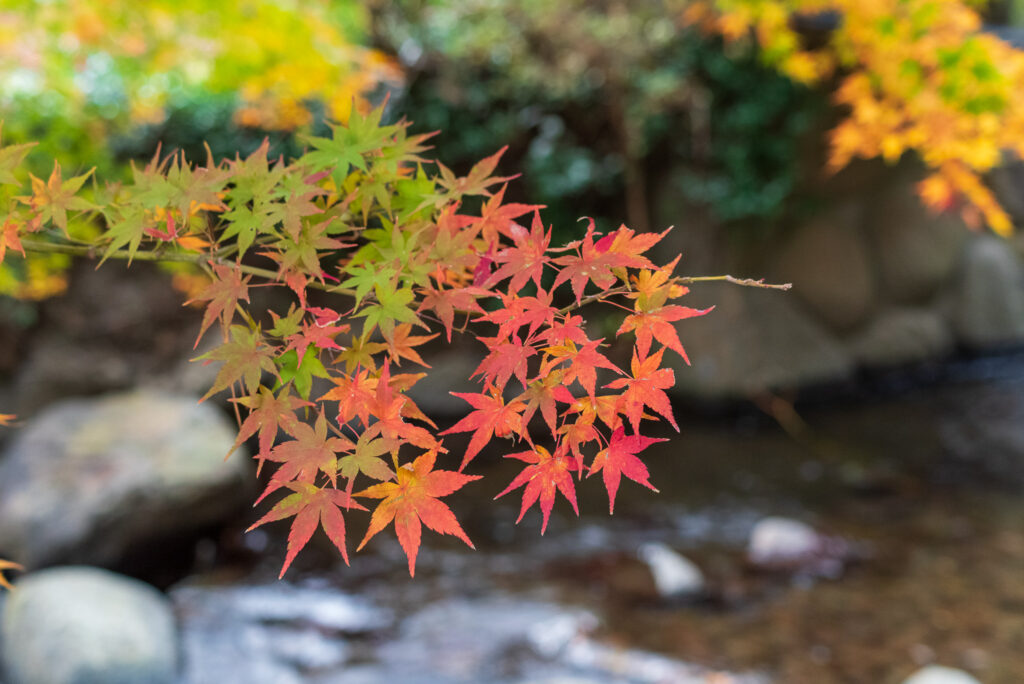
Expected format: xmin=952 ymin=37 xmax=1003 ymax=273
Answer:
xmin=770 ymin=202 xmax=876 ymax=331
xmin=747 ymin=517 xmax=820 ymax=566
xmin=636 ymin=542 xmax=705 ymax=598
xmin=901 ymin=665 xmax=982 ymax=684
xmin=948 ymin=236 xmax=1024 ymax=347
xmin=846 ymin=308 xmax=953 ymax=367
xmin=1 ymin=566 xmax=177 ymax=684
xmin=669 ymin=283 xmax=853 ymax=400
xmin=0 ymin=390 xmax=252 ymax=569
xmin=866 ymin=175 xmax=967 ymax=304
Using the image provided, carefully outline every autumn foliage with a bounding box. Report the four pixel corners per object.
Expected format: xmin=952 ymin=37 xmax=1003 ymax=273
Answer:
xmin=687 ymin=0 xmax=1024 ymax=235
xmin=0 ymin=106 xmax=725 ymax=578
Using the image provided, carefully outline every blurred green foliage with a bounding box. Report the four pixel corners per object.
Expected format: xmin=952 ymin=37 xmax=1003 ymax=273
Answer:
xmin=375 ymin=0 xmax=824 ymax=236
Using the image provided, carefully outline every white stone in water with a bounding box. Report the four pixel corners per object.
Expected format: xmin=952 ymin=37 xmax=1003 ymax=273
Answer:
xmin=747 ymin=516 xmax=820 ymax=565
xmin=637 ymin=542 xmax=705 ymax=597
xmin=901 ymin=665 xmax=983 ymax=684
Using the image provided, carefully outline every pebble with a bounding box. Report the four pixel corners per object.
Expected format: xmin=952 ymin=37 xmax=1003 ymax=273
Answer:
xmin=901 ymin=665 xmax=983 ymax=684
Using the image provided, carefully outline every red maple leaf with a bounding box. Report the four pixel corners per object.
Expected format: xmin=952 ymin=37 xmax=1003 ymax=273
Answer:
xmin=469 ymin=183 xmax=541 ymax=246
xmin=472 ymin=334 xmax=536 ymax=391
xmin=259 ymin=412 xmax=352 ymax=502
xmin=616 ymin=305 xmax=711 ymax=363
xmin=362 ymin=361 xmax=439 ymax=452
xmin=248 ymin=482 xmax=366 ymax=578
xmin=442 ymin=386 xmax=526 ymax=470
xmin=552 ymin=221 xmax=667 ymax=302
xmin=604 ymin=347 xmax=677 ymax=432
xmin=418 ymin=281 xmax=485 ymax=343
xmin=284 ymin=318 xmax=349 ymax=367
xmin=356 ymin=450 xmax=480 ymax=576
xmin=486 ymin=209 xmax=551 ymax=291
xmin=477 ymin=291 xmax=556 ymax=340
xmin=186 ymin=262 xmax=252 ymax=347
xmin=588 ymin=427 xmax=665 ymax=513
xmin=495 ymin=445 xmax=579 ymax=534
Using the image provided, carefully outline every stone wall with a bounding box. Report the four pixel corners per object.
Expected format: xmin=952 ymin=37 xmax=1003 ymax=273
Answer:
xmin=653 ymin=160 xmax=1024 ymax=400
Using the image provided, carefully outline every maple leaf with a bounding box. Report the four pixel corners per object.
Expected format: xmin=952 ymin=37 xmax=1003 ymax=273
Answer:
xmin=544 ymin=339 xmax=621 ymax=398
xmin=0 ymin=414 xmax=15 ymax=427
xmin=230 ymin=386 xmax=311 ymax=468
xmin=248 ymin=482 xmax=366 ymax=578
xmin=518 ymin=371 xmax=563 ymax=439
xmin=0 ymin=219 xmax=24 ymax=264
xmin=418 ymin=281 xmax=485 ymax=342
xmin=616 ymin=304 xmax=712 ymax=363
xmin=553 ymin=221 xmax=666 ymax=302
xmin=495 ymin=446 xmax=579 ymax=534
xmin=284 ymin=318 xmax=349 ymax=368
xmin=186 ymin=262 xmax=252 ymax=347
xmin=442 ymin=387 xmax=526 ymax=470
xmin=588 ymin=427 xmax=666 ymax=513
xmin=477 ymin=291 xmax=556 ymax=340
xmin=0 ymin=558 xmax=22 ymax=591
xmin=604 ymin=348 xmax=678 ymax=433
xmin=362 ymin=361 xmax=439 ymax=452
xmin=486 ymin=209 xmax=552 ymax=291
xmin=435 ymin=146 xmax=515 ymax=199
xmin=472 ymin=334 xmax=536 ymax=391
xmin=556 ymin=417 xmax=601 ymax=469
xmin=338 ymin=434 xmax=395 ymax=489
xmin=259 ymin=412 xmax=352 ymax=503
xmin=356 ymin=450 xmax=480 ymax=576
xmin=386 ymin=323 xmax=437 ymax=367
xmin=319 ymin=368 xmax=378 ymax=426
xmin=18 ymin=161 xmax=97 ymax=234
xmin=355 ymin=284 xmax=421 ymax=340
xmin=467 ymin=183 xmax=541 ymax=246
xmin=197 ymin=325 xmax=277 ymax=401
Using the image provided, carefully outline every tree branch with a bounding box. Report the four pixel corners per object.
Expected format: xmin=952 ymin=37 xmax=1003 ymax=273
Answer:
xmin=18 ymin=238 xmax=357 ymax=297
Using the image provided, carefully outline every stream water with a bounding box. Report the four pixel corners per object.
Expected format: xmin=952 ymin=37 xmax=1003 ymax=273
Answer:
xmin=172 ymin=352 xmax=1024 ymax=684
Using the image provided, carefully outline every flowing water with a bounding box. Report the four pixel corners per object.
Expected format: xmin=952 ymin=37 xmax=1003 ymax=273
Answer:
xmin=175 ymin=352 xmax=1024 ymax=684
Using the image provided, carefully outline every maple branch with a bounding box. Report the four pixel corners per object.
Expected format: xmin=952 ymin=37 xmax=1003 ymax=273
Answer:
xmin=676 ymin=275 xmax=793 ymax=290
xmin=17 ymin=238 xmax=357 ymax=297
xmin=555 ymin=275 xmax=791 ymax=315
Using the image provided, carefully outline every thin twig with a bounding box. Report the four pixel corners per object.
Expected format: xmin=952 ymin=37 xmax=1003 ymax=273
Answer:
xmin=677 ymin=275 xmax=792 ymax=290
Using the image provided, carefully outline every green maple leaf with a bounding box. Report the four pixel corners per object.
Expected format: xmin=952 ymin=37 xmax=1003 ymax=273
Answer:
xmin=337 ymin=434 xmax=394 ymax=485
xmin=274 ymin=348 xmax=330 ymax=400
xmin=355 ymin=285 xmax=419 ymax=339
xmin=299 ymin=105 xmax=398 ymax=183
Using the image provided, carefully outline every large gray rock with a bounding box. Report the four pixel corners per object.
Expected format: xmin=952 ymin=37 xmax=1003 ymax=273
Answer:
xmin=1 ymin=566 xmax=177 ymax=684
xmin=770 ymin=203 xmax=876 ymax=331
xmin=846 ymin=308 xmax=954 ymax=367
xmin=0 ymin=391 xmax=252 ymax=569
xmin=866 ymin=175 xmax=968 ymax=304
xmin=948 ymin=235 xmax=1024 ymax=347
xmin=670 ymin=283 xmax=853 ymax=400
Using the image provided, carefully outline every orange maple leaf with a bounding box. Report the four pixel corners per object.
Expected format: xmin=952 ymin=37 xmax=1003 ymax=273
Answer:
xmin=356 ymin=450 xmax=480 ymax=576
